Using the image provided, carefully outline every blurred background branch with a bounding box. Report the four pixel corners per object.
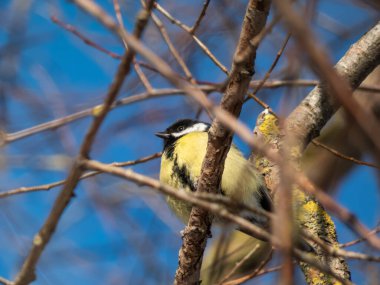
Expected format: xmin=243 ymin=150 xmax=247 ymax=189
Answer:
xmin=0 ymin=1 xmax=379 ymax=284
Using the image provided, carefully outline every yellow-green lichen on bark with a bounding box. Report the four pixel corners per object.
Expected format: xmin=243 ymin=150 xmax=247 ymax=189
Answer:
xmin=250 ymin=109 xmax=351 ymax=284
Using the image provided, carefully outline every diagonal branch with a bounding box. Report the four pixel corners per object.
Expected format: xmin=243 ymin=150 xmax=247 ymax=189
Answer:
xmin=283 ymin=18 xmax=380 ymax=151
xmin=0 ymin=152 xmax=161 ymax=199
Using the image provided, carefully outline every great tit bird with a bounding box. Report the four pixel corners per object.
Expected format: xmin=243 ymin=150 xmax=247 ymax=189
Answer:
xmin=155 ymin=119 xmax=272 ymax=231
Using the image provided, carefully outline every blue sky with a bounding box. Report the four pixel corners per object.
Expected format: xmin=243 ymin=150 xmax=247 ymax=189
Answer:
xmin=0 ymin=0 xmax=379 ymax=284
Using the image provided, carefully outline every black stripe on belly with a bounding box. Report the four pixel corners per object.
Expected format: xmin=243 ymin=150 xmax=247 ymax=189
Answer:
xmin=171 ymin=156 xmax=196 ymax=191
xmin=258 ymin=185 xmax=272 ymax=212
xmin=165 ymin=142 xmax=175 ymax=160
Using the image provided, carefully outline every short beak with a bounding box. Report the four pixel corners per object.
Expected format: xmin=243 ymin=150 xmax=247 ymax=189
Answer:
xmin=155 ymin=132 xmax=171 ymax=139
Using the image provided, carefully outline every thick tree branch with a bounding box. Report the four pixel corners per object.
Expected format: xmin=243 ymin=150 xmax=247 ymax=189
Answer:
xmin=281 ymin=11 xmax=380 ymax=285
xmin=174 ymin=1 xmax=271 ymax=284
xmin=284 ymin=19 xmax=380 ymax=150
xmin=253 ymin=9 xmax=380 ymax=285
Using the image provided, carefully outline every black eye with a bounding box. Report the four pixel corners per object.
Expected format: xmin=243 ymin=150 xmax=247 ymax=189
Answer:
xmin=177 ymin=126 xmax=184 ymax=132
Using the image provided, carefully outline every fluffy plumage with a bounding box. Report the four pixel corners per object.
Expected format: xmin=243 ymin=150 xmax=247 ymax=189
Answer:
xmin=156 ymin=119 xmax=272 ymax=226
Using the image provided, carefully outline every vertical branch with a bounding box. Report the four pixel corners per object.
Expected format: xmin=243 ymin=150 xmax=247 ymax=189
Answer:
xmin=174 ymin=1 xmax=272 ymax=284
xmin=275 ymin=148 xmax=295 ymax=284
xmin=189 ymin=0 xmax=211 ymax=34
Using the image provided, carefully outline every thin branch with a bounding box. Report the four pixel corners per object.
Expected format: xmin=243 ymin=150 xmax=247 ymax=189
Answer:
xmin=245 ymin=32 xmax=291 ymax=103
xmin=52 ymin=15 xmax=162 ymax=76
xmin=113 ymin=0 xmax=126 ymax=46
xmin=302 ymin=230 xmax=380 ymax=263
xmin=312 ymin=140 xmax=380 ymax=170
xmin=189 ymin=0 xmax=211 ymax=34
xmin=113 ymin=0 xmax=154 ymax=91
xmin=0 ymin=153 xmax=161 ymax=199
xmin=51 ymin=16 xmax=121 ymax=59
xmin=133 ymin=61 xmax=154 ymax=91
xmin=149 ymin=10 xmax=195 ymax=82
xmin=340 ymin=226 xmax=380 ymax=248
xmin=0 ymin=277 xmax=13 ymax=285
xmin=223 ymin=264 xmax=282 ymax=285
xmin=218 ymin=246 xmax=272 ymax=285
xmin=249 ymin=79 xmax=380 ymax=93
xmin=154 ymin=2 xmax=229 ymax=74
xmin=3 ymin=87 xmax=214 ymax=144
xmin=217 ymin=244 xmax=261 ymax=284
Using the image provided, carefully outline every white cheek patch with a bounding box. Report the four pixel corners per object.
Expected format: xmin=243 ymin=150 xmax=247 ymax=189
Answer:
xmin=172 ymin=123 xmax=209 ymax=137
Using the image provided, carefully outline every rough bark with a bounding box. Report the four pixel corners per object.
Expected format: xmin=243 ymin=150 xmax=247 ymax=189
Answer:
xmin=251 ymin=20 xmax=380 ymax=285
xmin=286 ymin=21 xmax=380 ymax=152
xmin=174 ymin=1 xmax=272 ymax=284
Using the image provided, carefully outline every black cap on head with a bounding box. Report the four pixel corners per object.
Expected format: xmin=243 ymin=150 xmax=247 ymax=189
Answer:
xmin=155 ymin=119 xmax=210 ymax=155
xmin=155 ymin=119 xmax=210 ymax=140
xmin=165 ymin=119 xmax=202 ymax=134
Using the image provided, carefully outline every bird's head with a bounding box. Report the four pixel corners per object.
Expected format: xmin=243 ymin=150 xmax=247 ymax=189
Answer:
xmin=155 ymin=119 xmax=210 ymax=144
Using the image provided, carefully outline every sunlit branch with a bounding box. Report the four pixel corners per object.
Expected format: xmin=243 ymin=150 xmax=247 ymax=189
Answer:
xmin=0 ymin=152 xmax=161 ymax=199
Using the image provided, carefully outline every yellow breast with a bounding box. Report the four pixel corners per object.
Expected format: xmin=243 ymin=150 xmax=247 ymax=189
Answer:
xmin=159 ymin=132 xmax=264 ymax=223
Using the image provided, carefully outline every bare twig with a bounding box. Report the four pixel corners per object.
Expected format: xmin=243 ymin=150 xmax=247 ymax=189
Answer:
xmin=149 ymin=10 xmax=195 ymax=82
xmin=133 ymin=61 xmax=154 ymax=91
xmin=189 ymin=0 xmax=211 ymax=34
xmin=52 ymin=15 xmax=162 ymax=76
xmin=249 ymin=79 xmax=380 ymax=93
xmin=312 ymin=140 xmax=380 ymax=170
xmin=218 ymin=246 xmax=272 ymax=285
xmin=154 ymin=2 xmax=229 ymax=74
xmin=51 ymin=16 xmax=121 ymax=59
xmin=0 ymin=153 xmax=161 ymax=199
xmin=245 ymin=32 xmax=291 ymax=103
xmin=341 ymin=226 xmax=380 ymax=248
xmin=226 ymin=265 xmax=282 ymax=284
xmin=217 ymin=244 xmax=261 ymax=284
xmin=0 ymin=277 xmax=13 ymax=285
xmin=302 ymin=230 xmax=380 ymax=262
xmin=3 ymin=87 xmax=214 ymax=144
xmin=223 ymin=262 xmax=281 ymax=285
xmin=113 ymin=0 xmax=154 ymax=91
